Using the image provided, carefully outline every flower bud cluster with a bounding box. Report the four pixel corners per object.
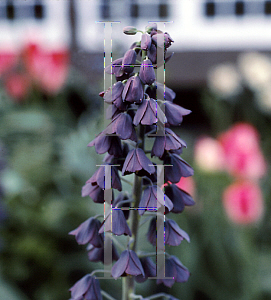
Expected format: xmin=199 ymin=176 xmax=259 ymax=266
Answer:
xmin=69 ymin=24 xmax=195 ymax=300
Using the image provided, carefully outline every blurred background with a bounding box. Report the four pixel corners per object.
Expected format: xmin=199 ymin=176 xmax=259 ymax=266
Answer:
xmin=0 ymin=0 xmax=271 ymax=299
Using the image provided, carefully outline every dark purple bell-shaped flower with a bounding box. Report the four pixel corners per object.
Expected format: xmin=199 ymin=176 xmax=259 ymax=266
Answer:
xmin=133 ymin=98 xmax=166 ymax=126
xmin=151 ymin=128 xmax=187 ymax=158
xmin=122 ymin=148 xmax=155 ymax=176
xmin=104 ymin=112 xmax=137 ymax=141
xmin=99 ymin=209 xmax=132 ymax=236
xmin=113 ymin=192 xmax=131 ymax=220
xmin=88 ymin=165 xmax=122 ymax=191
xmin=82 ymin=182 xmax=104 ymax=204
xmin=163 ymin=153 xmax=194 ymax=183
xmin=138 ymin=185 xmax=173 ymax=215
xmin=69 ymin=217 xmax=103 ymax=247
xmin=69 ymin=274 xmax=102 ymax=300
xmin=135 ymin=257 xmax=156 ymax=283
xmin=139 ymin=59 xmax=156 ymax=85
xmin=147 ymin=43 xmax=157 ymax=64
xmin=152 ymin=32 xmax=174 ymax=49
xmin=122 ymin=75 xmax=144 ymax=104
xmin=122 ymin=49 xmax=137 ymax=73
xmin=111 ymin=250 xmax=145 ymax=279
xmin=145 ymin=82 xmax=176 ymax=102
xmin=164 ymin=183 xmax=195 ymax=213
xmin=141 ymin=33 xmax=152 ymax=50
xmin=103 ymin=81 xmax=124 ymax=106
xmin=105 ymin=57 xmax=123 ymax=76
xmin=88 ymin=133 xmax=123 ymax=157
xmin=156 ymin=256 xmax=190 ymax=287
xmin=164 ymin=101 xmax=191 ymax=126
xmin=87 ymin=242 xmax=119 ymax=264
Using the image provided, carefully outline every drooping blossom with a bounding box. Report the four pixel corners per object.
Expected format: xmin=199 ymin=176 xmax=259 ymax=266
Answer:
xmin=82 ymin=181 xmax=105 ymax=204
xmin=122 ymin=75 xmax=144 ymax=103
xmin=223 ymin=180 xmax=264 ymax=225
xmin=175 ymin=177 xmax=196 ymax=200
xmin=69 ymin=217 xmax=103 ymax=247
xmin=156 ymin=256 xmax=190 ymax=287
xmin=87 ymin=242 xmax=119 ymax=264
xmin=122 ymin=49 xmax=137 ymax=74
xmin=194 ymin=136 xmax=226 ymax=172
xmin=139 ymin=59 xmax=155 ymax=85
xmin=219 ymin=123 xmax=267 ymax=179
xmin=164 ymin=101 xmax=191 ymax=126
xmin=69 ymin=274 xmax=102 ymax=300
xmin=135 ymin=257 xmax=156 ymax=283
xmin=122 ymin=148 xmax=155 ymax=176
xmin=111 ymin=250 xmax=145 ymax=279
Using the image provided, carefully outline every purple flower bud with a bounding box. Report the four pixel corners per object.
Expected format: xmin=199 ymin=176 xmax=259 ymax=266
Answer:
xmin=138 ymin=185 xmax=173 ymax=215
xmin=151 ymin=128 xmax=187 ymax=158
xmin=104 ymin=112 xmax=137 ymax=141
xmin=122 ymin=49 xmax=137 ymax=74
xmin=105 ymin=57 xmax=123 ymax=77
xmin=164 ymin=101 xmax=191 ymax=126
xmin=141 ymin=33 xmax=152 ymax=50
xmin=69 ymin=217 xmax=103 ymax=247
xmin=164 ymin=183 xmax=195 ymax=213
xmin=99 ymin=209 xmax=132 ymax=236
xmin=123 ymin=26 xmax=138 ymax=35
xmin=122 ymin=75 xmax=144 ymax=104
xmin=88 ymin=134 xmax=123 ymax=157
xmin=111 ymin=250 xmax=145 ymax=279
xmin=122 ymin=148 xmax=155 ymax=176
xmin=145 ymin=23 xmax=157 ymax=34
xmin=69 ymin=274 xmax=102 ymax=300
xmin=88 ymin=165 xmax=122 ymax=191
xmin=87 ymin=242 xmax=119 ymax=264
xmin=139 ymin=59 xmax=156 ymax=85
xmin=133 ymin=98 xmax=166 ymax=126
xmin=156 ymin=256 xmax=190 ymax=287
xmin=152 ymin=32 xmax=174 ymax=49
xmin=147 ymin=43 xmax=157 ymax=64
xmin=163 ymin=153 xmax=194 ymax=183
xmin=135 ymin=257 xmax=156 ymax=283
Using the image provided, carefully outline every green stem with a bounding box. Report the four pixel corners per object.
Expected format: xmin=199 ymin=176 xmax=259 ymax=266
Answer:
xmin=101 ymin=290 xmax=117 ymax=300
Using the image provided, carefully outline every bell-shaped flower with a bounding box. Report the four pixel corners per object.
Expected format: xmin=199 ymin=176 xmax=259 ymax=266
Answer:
xmin=111 ymin=250 xmax=145 ymax=279
xmin=104 ymin=112 xmax=137 ymax=141
xmin=69 ymin=274 xmax=102 ymax=300
xmin=88 ymin=165 xmax=122 ymax=191
xmin=147 ymin=43 xmax=157 ymax=64
xmin=82 ymin=182 xmax=104 ymax=203
xmin=138 ymin=185 xmax=173 ymax=215
xmin=113 ymin=192 xmax=131 ymax=220
xmin=122 ymin=148 xmax=155 ymax=176
xmin=164 ymin=101 xmax=191 ymax=126
xmin=69 ymin=217 xmax=103 ymax=247
xmin=133 ymin=98 xmax=166 ymax=126
xmin=103 ymin=81 xmax=124 ymax=108
xmin=151 ymin=128 xmax=187 ymax=158
xmin=99 ymin=208 xmax=132 ymax=236
xmin=163 ymin=153 xmax=194 ymax=183
xmin=87 ymin=242 xmax=119 ymax=264
xmin=146 ymin=82 xmax=176 ymax=102
xmin=139 ymin=59 xmax=156 ymax=85
xmin=122 ymin=75 xmax=144 ymax=104
xmin=122 ymin=49 xmax=137 ymax=74
xmin=135 ymin=257 xmax=156 ymax=283
xmin=105 ymin=57 xmax=123 ymax=76
xmin=147 ymin=218 xmax=189 ymax=248
xmin=152 ymin=32 xmax=174 ymax=49
xmin=164 ymin=183 xmax=195 ymax=213
xmin=88 ymin=133 xmax=123 ymax=157
xmin=141 ymin=33 xmax=152 ymax=50
xmin=156 ymin=256 xmax=190 ymax=287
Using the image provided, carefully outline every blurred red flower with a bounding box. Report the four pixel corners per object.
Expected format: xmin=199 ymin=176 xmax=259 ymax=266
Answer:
xmin=4 ymin=73 xmax=30 ymax=102
xmin=0 ymin=50 xmax=17 ymax=76
xmin=219 ymin=123 xmax=267 ymax=179
xmin=23 ymin=43 xmax=69 ymax=95
xmin=223 ymin=180 xmax=264 ymax=224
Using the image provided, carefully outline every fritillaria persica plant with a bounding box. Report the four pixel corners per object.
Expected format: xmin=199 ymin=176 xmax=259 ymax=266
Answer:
xmin=69 ymin=24 xmax=195 ymax=300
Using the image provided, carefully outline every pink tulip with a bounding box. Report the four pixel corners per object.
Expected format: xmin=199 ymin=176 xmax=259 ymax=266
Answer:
xmin=194 ymin=136 xmax=225 ymax=172
xmin=219 ymin=123 xmax=267 ymax=179
xmin=23 ymin=43 xmax=69 ymax=95
xmin=223 ymin=180 xmax=264 ymax=224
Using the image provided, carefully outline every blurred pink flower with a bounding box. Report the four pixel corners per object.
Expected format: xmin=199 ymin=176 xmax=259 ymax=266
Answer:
xmin=175 ymin=176 xmax=196 ymax=199
xmin=223 ymin=180 xmax=264 ymax=224
xmin=194 ymin=136 xmax=225 ymax=172
xmin=4 ymin=73 xmax=30 ymax=102
xmin=23 ymin=43 xmax=69 ymax=95
xmin=0 ymin=50 xmax=17 ymax=76
xmin=219 ymin=123 xmax=267 ymax=179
